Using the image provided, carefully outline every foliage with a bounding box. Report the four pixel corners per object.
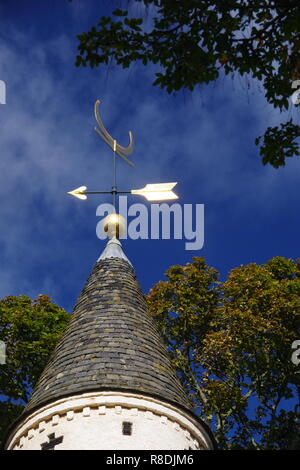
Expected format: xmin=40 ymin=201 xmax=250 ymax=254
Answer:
xmin=73 ymin=0 xmax=300 ymax=167
xmin=0 ymin=295 xmax=70 ymax=447
xmin=1 ymin=257 xmax=299 ymax=449
xmin=147 ymin=256 xmax=300 ymax=449
xmin=256 ymin=119 xmax=300 ymax=167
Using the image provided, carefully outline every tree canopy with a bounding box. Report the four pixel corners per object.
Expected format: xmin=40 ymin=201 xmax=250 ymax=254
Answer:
xmin=74 ymin=0 xmax=300 ymax=168
xmin=147 ymin=256 xmax=300 ymax=449
xmin=1 ymin=258 xmax=299 ymax=449
xmin=0 ymin=295 xmax=69 ymax=447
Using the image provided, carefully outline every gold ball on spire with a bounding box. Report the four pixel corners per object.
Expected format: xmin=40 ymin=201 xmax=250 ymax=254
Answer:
xmin=103 ymin=213 xmax=126 ymax=239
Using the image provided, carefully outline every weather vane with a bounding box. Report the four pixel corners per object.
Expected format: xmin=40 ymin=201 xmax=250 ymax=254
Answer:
xmin=67 ymin=99 xmax=178 ymax=237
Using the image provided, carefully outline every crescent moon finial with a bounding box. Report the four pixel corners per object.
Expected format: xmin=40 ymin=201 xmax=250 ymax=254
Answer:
xmin=94 ymin=100 xmax=135 ymax=167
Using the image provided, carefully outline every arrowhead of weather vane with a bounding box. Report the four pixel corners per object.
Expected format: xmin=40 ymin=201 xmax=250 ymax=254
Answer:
xmin=67 ymin=186 xmax=88 ymax=200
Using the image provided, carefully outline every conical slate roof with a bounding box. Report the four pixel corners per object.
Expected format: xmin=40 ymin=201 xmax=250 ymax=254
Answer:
xmin=23 ymin=241 xmax=194 ymax=415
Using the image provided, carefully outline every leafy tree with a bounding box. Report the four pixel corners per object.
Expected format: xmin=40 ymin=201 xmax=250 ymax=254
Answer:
xmin=0 ymin=295 xmax=69 ymax=448
xmin=74 ymin=0 xmax=300 ymax=168
xmin=1 ymin=259 xmax=299 ymax=449
xmin=147 ymin=256 xmax=300 ymax=449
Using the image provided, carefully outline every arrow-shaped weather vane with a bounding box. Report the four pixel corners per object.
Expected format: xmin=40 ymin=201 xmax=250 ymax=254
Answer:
xmin=67 ymin=100 xmax=178 ymax=209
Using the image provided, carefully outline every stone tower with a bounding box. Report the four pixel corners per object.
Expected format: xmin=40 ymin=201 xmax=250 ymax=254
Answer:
xmin=5 ymin=238 xmax=216 ymax=450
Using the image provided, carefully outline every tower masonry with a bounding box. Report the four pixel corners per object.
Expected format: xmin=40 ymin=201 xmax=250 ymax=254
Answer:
xmin=5 ymin=238 xmax=216 ymax=450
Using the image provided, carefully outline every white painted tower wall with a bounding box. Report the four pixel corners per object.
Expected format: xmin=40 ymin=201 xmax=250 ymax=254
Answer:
xmin=6 ymin=391 xmax=213 ymax=450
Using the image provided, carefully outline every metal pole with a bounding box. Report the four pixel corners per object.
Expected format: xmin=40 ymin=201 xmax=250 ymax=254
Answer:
xmin=112 ymin=139 xmax=117 ymax=210
xmin=84 ymin=191 xmax=131 ymax=195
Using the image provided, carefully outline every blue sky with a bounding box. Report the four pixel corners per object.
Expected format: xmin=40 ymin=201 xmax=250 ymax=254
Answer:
xmin=0 ymin=0 xmax=299 ymax=313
